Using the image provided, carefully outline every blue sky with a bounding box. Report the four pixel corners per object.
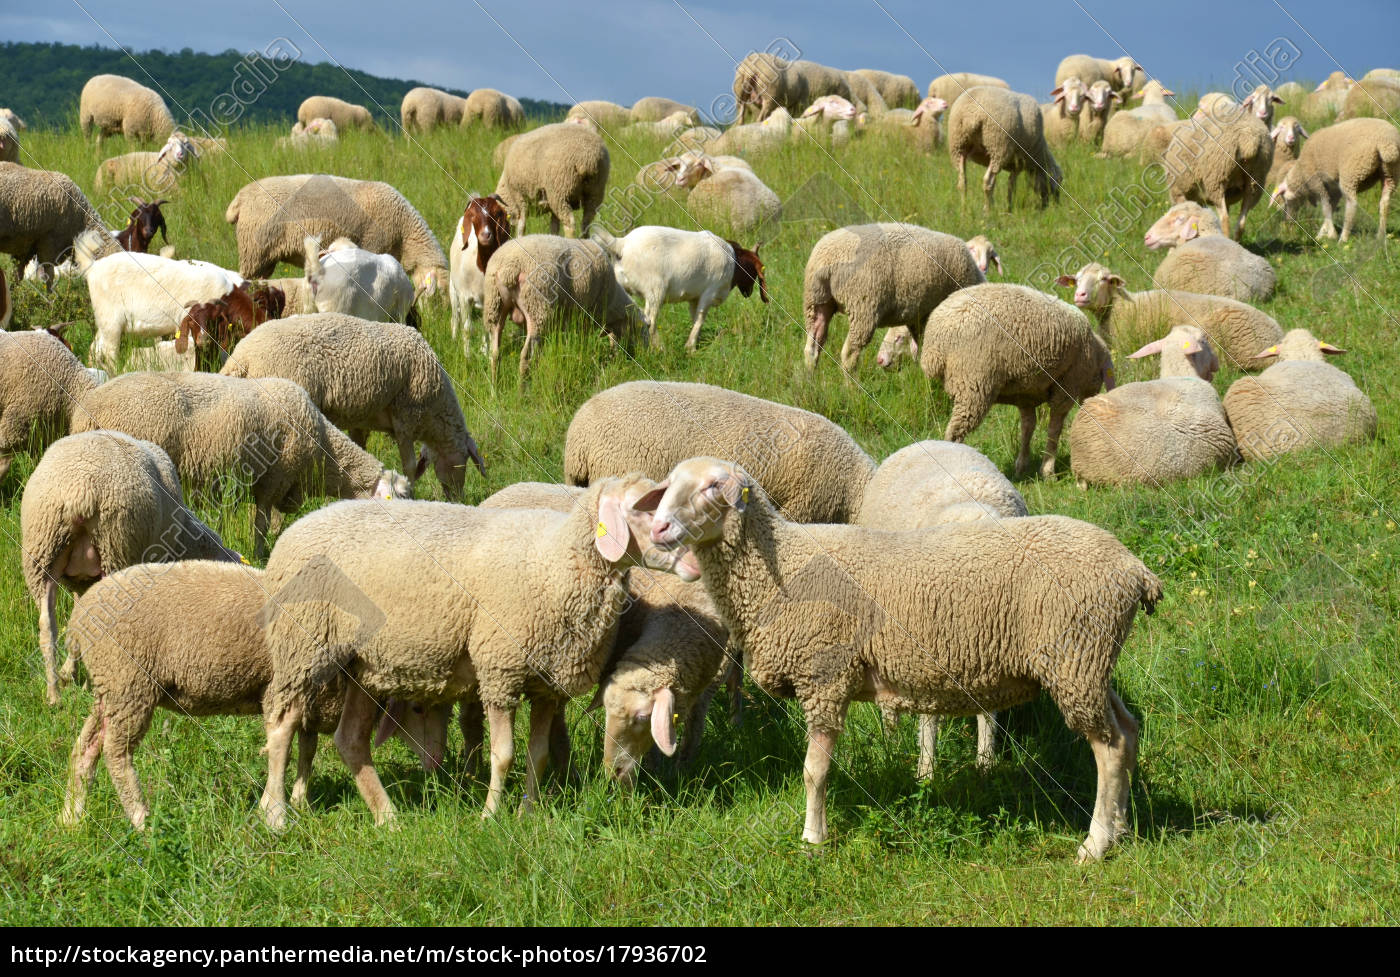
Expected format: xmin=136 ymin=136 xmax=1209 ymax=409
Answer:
xmin=5 ymin=1 xmax=1396 ymax=109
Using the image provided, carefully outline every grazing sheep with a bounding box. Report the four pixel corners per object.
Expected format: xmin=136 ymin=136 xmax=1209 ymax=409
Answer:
xmin=1270 ymin=117 xmax=1400 ymax=241
xmin=400 ymin=86 xmax=468 ymax=130
xmin=94 ymin=132 xmax=198 ymax=193
xmin=449 ymin=193 xmax=512 ymax=353
xmin=684 ymin=166 xmax=782 ymax=237
xmin=1058 ymin=262 xmax=1283 ymax=368
xmin=0 ymin=116 xmax=18 ymax=163
xmin=0 ymin=162 xmax=106 ymax=270
xmin=481 ymin=234 xmax=637 ymax=379
xmin=69 ymin=371 xmax=411 ymax=557
xmin=464 ymin=88 xmax=525 ymax=129
xmin=1162 ymin=107 xmax=1274 ymax=240
xmin=1144 ymin=202 xmax=1277 ymax=302
xmin=494 ymin=123 xmax=609 ymax=238
xmin=927 ymin=73 xmax=1009 ymax=107
xmin=564 ymin=380 xmax=876 ymax=524
xmin=297 ymin=95 xmax=374 ymax=130
xmin=59 ymin=561 xmax=448 ymax=829
xmin=0 ymin=330 xmax=102 ymax=481
xmin=224 ymin=174 xmax=448 ymax=291
xmin=854 ymin=440 xmax=1029 ymax=774
xmin=592 ymin=226 xmax=767 ymax=351
xmin=1054 ymin=55 xmax=1142 ymax=97
xmin=1339 ymin=79 xmax=1400 ymax=120
xmin=21 ymin=431 xmax=236 ymax=705
xmin=732 ymin=53 xmax=855 ymax=123
xmin=802 ymin=223 xmax=985 ymax=372
xmin=853 ymin=69 xmax=921 ymax=109
xmin=1079 ymin=80 xmax=1122 ymax=144
xmin=567 ymin=100 xmax=632 ymax=131
xmin=948 ymin=86 xmax=1062 ymax=210
xmin=301 ymin=234 xmax=416 ymax=324
xmin=1069 ymin=325 xmax=1237 ymax=487
xmin=1100 ymin=81 xmax=1179 ymax=158
xmin=257 ymin=474 xmax=672 ymax=827
xmin=220 ymin=312 xmax=486 ymax=497
xmin=1042 ymin=77 xmax=1088 ymax=147
xmin=79 ymin=75 xmax=175 ymax=142
xmin=1222 ymin=329 xmax=1377 ymax=462
xmin=1265 ymin=116 xmax=1309 ymax=189
xmin=632 ymin=97 xmax=697 ymax=123
xmin=919 ymin=283 xmax=1113 ymax=477
xmin=644 ymin=456 xmax=1160 ymax=862
xmin=884 ymin=96 xmax=948 ymax=153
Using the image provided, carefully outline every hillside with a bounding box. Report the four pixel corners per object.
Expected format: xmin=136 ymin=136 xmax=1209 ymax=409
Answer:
xmin=0 ymin=40 xmax=567 ymax=129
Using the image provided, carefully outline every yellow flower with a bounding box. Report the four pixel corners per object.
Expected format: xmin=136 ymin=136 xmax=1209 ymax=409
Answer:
xmin=1248 ymin=580 xmax=1257 ymax=589
xmin=1246 ymin=549 xmax=1257 ymax=559
xmin=1387 ymin=520 xmax=1396 ymax=531
xmin=1189 ymin=571 xmax=1197 ymax=579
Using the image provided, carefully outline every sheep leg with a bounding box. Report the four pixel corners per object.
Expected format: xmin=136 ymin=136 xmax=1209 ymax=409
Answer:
xmin=981 ymin=163 xmax=1000 ymax=211
xmin=349 ymin=429 xmax=369 ymax=449
xmin=459 ymin=695 xmax=485 ymax=774
xmin=252 ymin=498 xmax=274 ymax=561
xmin=804 ymin=301 xmax=835 ymax=369
xmin=39 ymin=578 xmax=62 ymax=706
xmin=1340 ymin=189 xmax=1358 ymax=243
xmin=259 ymin=702 xmax=302 ymax=829
xmin=60 ymin=707 xmax=105 ymax=826
xmin=549 ymin=709 xmax=578 ymax=786
xmin=483 ymin=703 xmax=516 ymax=819
xmin=943 ymin=395 xmax=992 ymax=445
xmin=1215 ymin=196 xmax=1234 ymax=241
xmin=802 ymin=725 xmax=840 ymax=844
xmin=1075 ymin=692 xmax=1138 ymax=864
xmin=488 ymin=320 xmax=503 ymax=383
xmin=518 ymin=321 xmax=540 ymax=379
xmin=394 ymin=434 xmax=417 ymax=484
xmin=725 ymin=656 xmax=744 ymax=727
xmin=1006 ymin=169 xmax=1018 ymax=212
xmin=1378 ymin=175 xmax=1394 ymax=240
xmin=976 ymin=712 xmax=998 ymax=769
xmin=839 ymin=312 xmax=875 ymax=374
xmin=334 ymin=683 xmax=396 ymax=827
xmin=916 ymin=714 xmax=939 ymax=781
xmin=685 ymin=300 xmax=706 ymax=352
xmin=677 ymin=685 xmax=717 ymax=766
xmin=1013 ymin=405 xmax=1038 ymax=476
xmin=1040 ymin=398 xmax=1072 ymax=478
xmin=290 ymin=730 xmax=317 ymax=809
xmin=521 ymin=698 xmax=557 ymax=815
xmin=103 ymin=708 xmax=153 ymax=830
xmin=955 ymin=153 xmax=967 ymax=197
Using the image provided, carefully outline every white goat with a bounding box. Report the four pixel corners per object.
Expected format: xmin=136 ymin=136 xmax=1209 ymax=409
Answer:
xmin=302 ymin=235 xmax=416 ymax=324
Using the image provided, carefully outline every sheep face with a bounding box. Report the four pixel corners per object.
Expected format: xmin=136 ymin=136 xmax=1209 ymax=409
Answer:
xmin=1127 ymin=324 xmax=1220 ymax=381
xmin=910 ymin=96 xmax=947 ymax=126
xmin=1051 ymin=77 xmax=1088 ymax=115
xmin=965 ymin=235 xmax=1003 ymax=274
xmin=874 ymin=326 xmax=918 ymax=371
xmin=1144 ymin=203 xmax=1220 ymax=249
xmin=1085 ymin=81 xmax=1121 ymax=113
xmin=1055 ymin=263 xmax=1122 ymax=311
xmin=600 ymin=683 xmax=678 ymax=783
xmin=642 ymin=457 xmax=753 ymax=581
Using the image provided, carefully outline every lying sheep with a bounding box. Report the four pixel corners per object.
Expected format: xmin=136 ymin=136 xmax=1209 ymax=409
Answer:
xmin=448 ymin=193 xmax=512 ymax=353
xmin=1079 ymin=80 xmax=1122 ymax=144
xmin=0 ymin=331 xmax=103 ymax=481
xmin=1144 ymin=202 xmax=1277 ymax=302
xmin=948 ymin=86 xmax=1062 ymax=210
xmin=593 ymin=226 xmax=767 ymax=351
xmin=1271 ymin=117 xmax=1400 ymax=241
xmin=1222 ymin=329 xmax=1377 ymax=462
xmin=1069 ymin=325 xmax=1238 ymax=487
xmin=1042 ymin=77 xmax=1088 ymax=148
xmin=482 ymin=234 xmax=637 ymax=379
xmin=94 ymin=132 xmax=198 ymax=193
xmin=854 ymin=440 xmax=1028 ymax=774
xmin=927 ymin=73 xmax=1009 ymax=108
xmin=1054 ymin=55 xmax=1142 ymax=97
xmin=79 ymin=74 xmax=175 ymax=142
xmin=1162 ymin=109 xmax=1273 ymax=240
xmin=401 ymin=86 xmax=468 ymax=130
xmin=564 ymin=380 xmax=876 ymax=524
xmin=1301 ymin=72 xmax=1353 ymax=120
xmin=567 ymin=100 xmax=632 ymax=131
xmin=220 ymin=312 xmax=486 ymax=498
xmin=301 ymin=234 xmax=416 ymax=324
xmin=1339 ymin=78 xmax=1400 ymax=121
xmin=1100 ymin=81 xmax=1178 ymax=158
xmin=494 ymin=123 xmax=609 ymax=238
xmin=69 ymin=371 xmax=411 ymax=557
xmin=645 ymin=456 xmax=1161 ymax=862
xmin=632 ymin=96 xmax=698 ymax=123
xmin=257 ymin=475 xmax=672 ymax=827
xmin=707 ymin=107 xmax=794 ymax=155
xmin=225 ymin=174 xmax=448 ymax=292
xmin=278 ymin=117 xmax=338 ymax=149
xmin=1059 ymin=262 xmax=1283 ymax=367
xmin=21 ymin=431 xmax=236 ymax=705
xmin=803 ymin=223 xmax=984 ymax=373
xmin=853 ymin=69 xmax=921 ymax=110
xmin=59 ymin=561 xmax=448 ymax=830
xmin=684 ymin=166 xmax=782 ymax=238
xmin=297 ymin=95 xmax=374 ymax=130
xmin=919 ymin=283 xmax=1113 ymax=477
xmin=464 ymin=88 xmax=524 ymax=129
xmin=0 ymin=162 xmax=106 ymax=271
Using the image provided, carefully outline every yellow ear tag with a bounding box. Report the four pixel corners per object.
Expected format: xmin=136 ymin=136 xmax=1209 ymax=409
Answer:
xmin=741 ymin=487 xmax=750 ymax=504
xmin=1182 ymin=342 xmax=1191 ymax=350
xmin=1268 ymin=346 xmax=1278 ymax=354
xmin=596 ymin=521 xmax=608 ymax=538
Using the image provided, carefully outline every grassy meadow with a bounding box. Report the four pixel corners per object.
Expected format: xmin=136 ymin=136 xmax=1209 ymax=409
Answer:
xmin=0 ymin=105 xmax=1396 ymax=926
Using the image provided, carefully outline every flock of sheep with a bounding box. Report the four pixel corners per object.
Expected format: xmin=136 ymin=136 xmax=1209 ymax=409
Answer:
xmin=0 ymin=49 xmax=1390 ymax=867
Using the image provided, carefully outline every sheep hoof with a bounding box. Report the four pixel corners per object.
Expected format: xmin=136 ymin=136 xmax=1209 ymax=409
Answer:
xmin=263 ymin=802 xmax=289 ymax=832
xmin=801 ymin=828 xmax=827 ymax=845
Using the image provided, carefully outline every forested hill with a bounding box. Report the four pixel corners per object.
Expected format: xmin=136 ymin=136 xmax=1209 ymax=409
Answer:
xmin=0 ymin=41 xmax=567 ymax=129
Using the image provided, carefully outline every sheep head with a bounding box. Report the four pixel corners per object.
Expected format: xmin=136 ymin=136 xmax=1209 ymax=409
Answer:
xmin=642 ymin=457 xmax=756 ymax=582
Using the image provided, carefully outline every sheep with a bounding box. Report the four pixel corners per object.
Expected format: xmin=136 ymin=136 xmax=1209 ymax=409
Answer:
xmin=802 ymin=223 xmax=985 ymax=373
xmin=1236 ymin=85 xmax=1285 ymax=126
xmin=1194 ymin=92 xmax=1238 ymax=121
xmin=664 ymin=126 xmax=723 ymax=157
xmin=20 ymin=430 xmax=236 ymax=705
xmin=564 ymin=380 xmax=876 ymax=524
xmin=644 ymin=456 xmax=1160 ymax=861
xmin=1054 ymin=55 xmax=1142 ymax=97
xmin=79 ymin=75 xmax=175 ymax=142
xmin=884 ymin=96 xmax=948 ymax=154
xmin=1274 ymin=81 xmax=1307 ymax=103
xmin=1222 ymin=329 xmax=1377 ymax=462
xmin=297 ymin=95 xmax=374 ymax=130
xmin=800 ymin=95 xmax=860 ymax=124
xmin=94 ymin=132 xmax=198 ymax=193
xmin=684 ymin=166 xmax=782 ymax=237
xmin=1058 ymin=261 xmax=1283 ymax=368
xmin=1340 ymin=79 xmax=1400 ymax=120
xmin=707 ymin=107 xmax=794 ymax=155
xmin=1068 ymin=325 xmax=1237 ymax=488
xmin=1301 ymin=72 xmax=1353 ymax=119
xmin=731 ymin=53 xmax=855 ymax=123
xmin=918 ymin=283 xmax=1113 ymax=477
xmin=0 ymin=330 xmax=102 ymax=482
xmin=567 ymin=100 xmax=632 ymax=131
xmin=632 ymin=97 xmax=697 ymax=123
xmin=1140 ymin=119 xmax=1194 ymax=164
xmin=0 ymin=116 xmax=18 ymax=163
xmin=1363 ymin=68 xmax=1400 ymax=83
xmin=224 ymin=174 xmax=448 ymax=291
xmin=1100 ymin=81 xmax=1179 ymax=158
xmin=592 ymin=226 xmax=767 ymax=351
xmin=1079 ymin=80 xmax=1122 ymax=144
xmin=300 ymin=234 xmax=416 ymax=324
xmin=1144 ymin=202 xmax=1277 ymax=302
xmin=494 ymin=123 xmax=609 ymax=238
xmin=964 ymin=234 xmax=1003 ymax=277
xmin=59 ymin=560 xmax=449 ymax=829
xmin=464 ymin=88 xmax=525 ymax=129
xmin=256 ymin=473 xmax=674 ymax=827
xmin=481 ymin=234 xmax=637 ymax=379
xmin=854 ymin=440 xmax=1028 ymax=774
xmin=927 ymin=73 xmax=1009 ymax=108
xmin=1265 ymin=116 xmax=1309 ymax=189
xmin=625 ymin=111 xmax=694 ymax=140
xmin=279 ymin=117 xmax=339 ymax=148
xmin=0 ymin=108 xmax=25 ymax=131
xmin=220 ymin=312 xmax=486 ymax=497
xmin=0 ymin=162 xmax=106 ymax=270
xmin=948 ymin=86 xmax=1062 ymax=210
xmin=1042 ymin=77 xmax=1088 ymax=148
xmin=1162 ymin=108 xmax=1274 ymax=240
xmin=449 ymin=193 xmax=512 ymax=352
xmin=853 ymin=69 xmax=921 ymax=110
xmin=74 ymin=243 xmax=246 ymax=368
xmin=1270 ymin=117 xmax=1400 ymax=241
xmin=841 ymin=71 xmax=888 ymax=117
xmin=69 ymin=371 xmax=411 ymax=557
xmin=400 ymin=86 xmax=468 ymax=130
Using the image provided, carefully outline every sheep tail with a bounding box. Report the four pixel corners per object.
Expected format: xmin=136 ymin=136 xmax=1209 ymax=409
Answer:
xmin=1379 ymin=139 xmax=1400 ymax=167
xmin=224 ymin=193 xmax=242 ymax=224
xmin=1138 ymin=568 xmax=1164 ymax=616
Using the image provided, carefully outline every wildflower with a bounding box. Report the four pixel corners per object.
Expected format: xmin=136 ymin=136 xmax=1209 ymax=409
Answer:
xmin=1248 ymin=580 xmax=1257 ymax=588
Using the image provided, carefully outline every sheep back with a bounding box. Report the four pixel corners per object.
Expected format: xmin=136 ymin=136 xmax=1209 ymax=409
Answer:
xmin=297 ymin=95 xmax=374 ymax=130
xmin=1223 ymin=362 xmax=1378 ymax=461
xmin=79 ymin=75 xmax=175 ymax=141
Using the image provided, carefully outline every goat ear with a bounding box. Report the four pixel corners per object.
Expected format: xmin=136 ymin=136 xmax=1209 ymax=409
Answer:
xmin=414 ymin=451 xmax=430 ymax=479
xmin=174 ymin=318 xmax=191 ymax=354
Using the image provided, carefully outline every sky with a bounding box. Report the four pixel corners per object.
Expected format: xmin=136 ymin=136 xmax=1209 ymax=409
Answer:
xmin=4 ymin=1 xmax=1397 ymax=112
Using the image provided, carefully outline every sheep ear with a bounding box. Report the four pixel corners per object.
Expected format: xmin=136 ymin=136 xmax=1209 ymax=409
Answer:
xmin=1054 ymin=274 xmax=1077 ymax=287
xmin=1107 ymin=274 xmax=1125 ymax=288
xmin=414 ymin=451 xmax=430 ymax=480
xmin=650 ymin=687 xmax=678 ymax=756
xmin=1297 ymin=124 xmax=1309 ymax=138
xmin=991 ymin=253 xmax=1004 ymax=275
xmin=1271 ymin=94 xmax=1284 ymax=104
xmin=1253 ymin=344 xmax=1280 ymax=359
xmin=1111 ymin=91 xmax=1123 ymax=103
xmin=1183 ymin=219 xmax=1200 ymax=241
xmin=594 ymin=489 xmax=632 ymax=562
xmin=585 ymin=684 xmax=606 ymax=712
xmin=631 ymin=481 xmax=668 ymax=513
xmin=1128 ymin=339 xmax=1164 ymax=359
xmin=1269 ymin=123 xmax=1282 ymax=139
xmin=1318 ymin=342 xmax=1347 ymax=356
xmin=1050 ymin=86 xmax=1065 ymax=102
xmin=374 ymin=699 xmax=406 ymax=747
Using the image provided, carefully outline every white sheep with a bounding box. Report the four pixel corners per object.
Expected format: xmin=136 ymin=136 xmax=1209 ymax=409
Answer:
xmin=1100 ymin=81 xmax=1179 ymax=158
xmin=1270 ymin=117 xmax=1400 ymax=242
xmin=1054 ymin=55 xmax=1142 ymax=97
xmin=591 ymin=226 xmax=768 ymax=351
xmin=1079 ymin=80 xmax=1122 ymax=144
xmin=1041 ymin=77 xmax=1088 ymax=147
xmin=0 ymin=330 xmax=103 ymax=482
xmin=707 ymin=107 xmax=795 ymax=156
xmin=1162 ymin=109 xmax=1273 ymax=240
xmin=0 ymin=162 xmax=106 ymax=272
xmin=1265 ymin=116 xmax=1308 ymax=189
xmin=0 ymin=116 xmax=18 ymax=164
xmin=1144 ymin=202 xmax=1277 ymax=302
xmin=927 ymin=73 xmax=1010 ymax=107
xmin=302 ymin=235 xmax=416 ymax=324
xmin=79 ymin=74 xmax=175 ymax=142
xmin=948 ymin=86 xmax=1062 ymax=210
xmin=0 ymin=108 xmax=25 ymax=131
xmin=495 ymin=123 xmax=610 ymax=238
xmin=94 ymin=132 xmax=198 ymax=193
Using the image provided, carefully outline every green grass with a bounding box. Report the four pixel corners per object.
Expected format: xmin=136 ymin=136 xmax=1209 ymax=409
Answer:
xmin=1 ymin=111 xmax=1397 ymax=925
